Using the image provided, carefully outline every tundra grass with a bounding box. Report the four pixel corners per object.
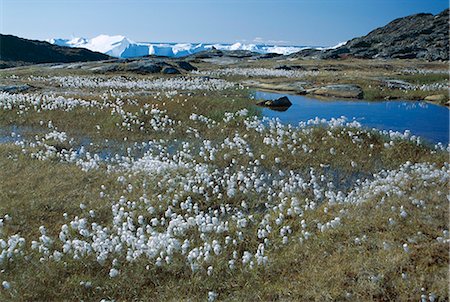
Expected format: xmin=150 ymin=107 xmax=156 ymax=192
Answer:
xmin=0 ymin=67 xmax=448 ymax=301
xmin=0 ymin=142 xmax=447 ymax=301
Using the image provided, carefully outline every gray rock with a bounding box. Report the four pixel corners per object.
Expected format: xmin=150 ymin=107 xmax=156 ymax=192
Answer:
xmin=0 ymin=84 xmax=31 ymax=93
xmin=257 ymin=53 xmax=283 ymax=59
xmin=189 ymin=49 xmax=224 ymax=59
xmin=247 ymin=81 xmax=307 ymax=95
xmin=90 ymin=64 xmax=120 ymax=73
xmin=309 ymin=84 xmax=364 ymax=99
xmin=224 ymin=50 xmax=257 ymax=58
xmin=125 ymin=62 xmax=162 ymax=74
xmin=424 ymin=94 xmax=447 ymax=103
xmin=291 ymin=9 xmax=449 ymax=61
xmin=275 ymin=65 xmax=292 ymax=70
xmin=162 ymin=67 xmax=181 ymax=74
xmin=176 ymin=61 xmax=197 ymax=71
xmin=288 ymin=48 xmax=322 ymax=59
xmin=380 ymin=79 xmax=414 ymax=90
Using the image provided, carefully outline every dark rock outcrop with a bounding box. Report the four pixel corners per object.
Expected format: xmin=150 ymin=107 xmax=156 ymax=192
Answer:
xmin=125 ymin=62 xmax=162 ymax=74
xmin=257 ymin=53 xmax=283 ymax=59
xmin=162 ymin=67 xmax=181 ymax=74
xmin=292 ymin=9 xmax=449 ymax=61
xmin=187 ymin=49 xmax=260 ymax=60
xmin=0 ymin=84 xmax=31 ymax=93
xmin=0 ymin=34 xmax=110 ymax=66
xmin=176 ymin=61 xmax=197 ymax=71
xmin=189 ymin=48 xmax=224 ymax=59
xmin=275 ymin=65 xmax=292 ymax=70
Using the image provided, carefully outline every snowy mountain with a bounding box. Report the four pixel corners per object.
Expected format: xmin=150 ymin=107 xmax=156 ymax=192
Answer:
xmin=47 ymin=34 xmax=322 ymax=58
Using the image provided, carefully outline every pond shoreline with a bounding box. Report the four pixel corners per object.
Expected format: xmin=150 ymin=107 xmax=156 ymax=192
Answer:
xmin=253 ymin=90 xmax=450 ymax=145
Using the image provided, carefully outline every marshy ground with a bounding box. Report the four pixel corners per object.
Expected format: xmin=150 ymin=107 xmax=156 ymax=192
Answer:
xmin=0 ymin=58 xmax=448 ymax=301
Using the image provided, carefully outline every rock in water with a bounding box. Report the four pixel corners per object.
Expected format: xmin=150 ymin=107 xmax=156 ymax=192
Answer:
xmin=309 ymin=84 xmax=364 ymax=99
xmin=257 ymin=96 xmax=292 ymax=110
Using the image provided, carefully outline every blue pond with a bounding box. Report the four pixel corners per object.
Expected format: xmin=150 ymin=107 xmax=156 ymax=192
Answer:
xmin=254 ymin=91 xmax=449 ymax=145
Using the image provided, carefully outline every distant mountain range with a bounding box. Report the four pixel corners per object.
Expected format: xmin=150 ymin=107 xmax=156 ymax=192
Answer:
xmin=0 ymin=34 xmax=110 ymax=68
xmin=46 ymin=35 xmax=322 ymax=58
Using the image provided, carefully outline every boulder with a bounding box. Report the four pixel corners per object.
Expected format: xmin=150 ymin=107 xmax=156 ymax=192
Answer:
xmin=189 ymin=49 xmax=224 ymax=59
xmin=381 ymin=79 xmax=414 ymax=90
xmin=224 ymin=50 xmax=257 ymax=58
xmin=176 ymin=61 xmax=197 ymax=71
xmin=257 ymin=96 xmax=292 ymax=110
xmin=257 ymin=53 xmax=283 ymax=59
xmin=424 ymin=94 xmax=447 ymax=103
xmin=0 ymin=84 xmax=31 ymax=93
xmin=309 ymin=84 xmax=363 ymax=99
xmin=162 ymin=67 xmax=181 ymax=74
xmin=288 ymin=48 xmax=321 ymax=58
xmin=125 ymin=62 xmax=162 ymax=74
xmin=275 ymin=65 xmax=292 ymax=70
xmin=257 ymin=82 xmax=306 ymax=95
xmin=90 ymin=64 xmax=120 ymax=73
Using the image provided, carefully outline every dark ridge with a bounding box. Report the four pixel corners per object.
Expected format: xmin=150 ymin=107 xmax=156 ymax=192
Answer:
xmin=0 ymin=34 xmax=111 ymax=66
xmin=290 ymin=9 xmax=449 ymax=61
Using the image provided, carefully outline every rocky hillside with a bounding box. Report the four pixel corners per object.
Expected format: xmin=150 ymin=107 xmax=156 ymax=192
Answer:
xmin=292 ymin=9 xmax=449 ymax=61
xmin=0 ymin=34 xmax=110 ymax=67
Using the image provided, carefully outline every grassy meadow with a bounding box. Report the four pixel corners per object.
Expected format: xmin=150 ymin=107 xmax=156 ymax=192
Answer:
xmin=0 ymin=60 xmax=448 ymax=301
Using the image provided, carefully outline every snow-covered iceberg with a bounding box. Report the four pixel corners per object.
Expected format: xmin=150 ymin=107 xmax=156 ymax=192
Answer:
xmin=47 ymin=34 xmax=326 ymax=58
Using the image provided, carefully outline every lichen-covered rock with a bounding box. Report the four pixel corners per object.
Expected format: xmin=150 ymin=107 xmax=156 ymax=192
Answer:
xmin=309 ymin=84 xmax=364 ymax=99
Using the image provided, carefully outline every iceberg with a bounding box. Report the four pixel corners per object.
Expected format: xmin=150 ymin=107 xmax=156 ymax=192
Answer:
xmin=47 ymin=34 xmax=321 ymax=58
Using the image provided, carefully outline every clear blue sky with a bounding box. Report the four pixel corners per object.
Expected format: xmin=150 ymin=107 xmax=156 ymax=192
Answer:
xmin=1 ymin=0 xmax=448 ymax=46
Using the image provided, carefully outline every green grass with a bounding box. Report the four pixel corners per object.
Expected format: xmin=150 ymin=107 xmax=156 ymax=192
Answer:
xmin=397 ymin=73 xmax=449 ymax=85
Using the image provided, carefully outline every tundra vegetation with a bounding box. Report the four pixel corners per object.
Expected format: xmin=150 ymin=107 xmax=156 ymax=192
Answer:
xmin=0 ymin=59 xmax=448 ymax=301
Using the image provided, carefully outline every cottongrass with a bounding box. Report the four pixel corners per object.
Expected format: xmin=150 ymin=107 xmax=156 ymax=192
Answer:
xmin=29 ymin=75 xmax=237 ymax=91
xmin=3 ymin=111 xmax=448 ymax=279
xmin=0 ymin=75 xmax=448 ymax=300
xmin=193 ymin=68 xmax=320 ymax=78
